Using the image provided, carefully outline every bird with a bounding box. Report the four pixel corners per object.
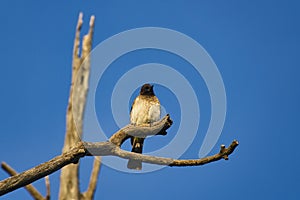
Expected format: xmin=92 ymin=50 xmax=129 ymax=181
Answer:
xmin=127 ymin=83 xmax=161 ymax=170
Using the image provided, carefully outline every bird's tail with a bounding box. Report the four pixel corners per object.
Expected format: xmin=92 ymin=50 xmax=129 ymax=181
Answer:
xmin=127 ymin=137 xmax=144 ymax=170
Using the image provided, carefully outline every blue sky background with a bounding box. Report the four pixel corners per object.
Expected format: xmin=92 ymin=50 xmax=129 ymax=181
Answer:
xmin=1 ymin=0 xmax=300 ymax=199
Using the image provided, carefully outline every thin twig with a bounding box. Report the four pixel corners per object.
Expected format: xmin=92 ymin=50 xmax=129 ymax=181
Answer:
xmin=0 ymin=115 xmax=238 ymax=197
xmin=81 ymin=158 xmax=101 ymax=200
xmin=0 ymin=139 xmax=238 ymax=196
xmin=45 ymin=176 xmax=50 ymax=200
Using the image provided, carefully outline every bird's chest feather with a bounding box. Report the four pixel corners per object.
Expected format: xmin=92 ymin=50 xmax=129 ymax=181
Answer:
xmin=130 ymin=96 xmax=160 ymax=125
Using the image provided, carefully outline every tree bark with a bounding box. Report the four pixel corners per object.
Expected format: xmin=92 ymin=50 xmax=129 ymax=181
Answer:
xmin=0 ymin=115 xmax=238 ymax=196
xmin=59 ymin=13 xmax=100 ymax=200
xmin=0 ymin=12 xmax=239 ymax=199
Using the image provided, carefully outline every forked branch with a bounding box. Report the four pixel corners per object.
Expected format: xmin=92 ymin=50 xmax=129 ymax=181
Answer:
xmin=0 ymin=115 xmax=238 ymax=196
xmin=0 ymin=12 xmax=239 ymax=199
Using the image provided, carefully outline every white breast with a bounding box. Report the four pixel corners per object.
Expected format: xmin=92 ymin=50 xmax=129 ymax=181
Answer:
xmin=130 ymin=96 xmax=160 ymax=125
xmin=148 ymin=104 xmax=160 ymax=122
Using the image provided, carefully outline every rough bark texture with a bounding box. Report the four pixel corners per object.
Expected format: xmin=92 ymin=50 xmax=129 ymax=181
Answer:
xmin=0 ymin=13 xmax=101 ymax=200
xmin=0 ymin=12 xmax=239 ymax=199
xmin=59 ymin=13 xmax=100 ymax=200
xmin=0 ymin=144 xmax=86 ymax=196
xmin=0 ymin=115 xmax=238 ymax=196
xmin=1 ymin=162 xmax=45 ymax=200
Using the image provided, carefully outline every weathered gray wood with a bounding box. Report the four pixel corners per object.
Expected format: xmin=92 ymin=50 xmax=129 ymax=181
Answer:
xmin=0 ymin=114 xmax=238 ymax=197
xmin=59 ymin=13 xmax=99 ymax=200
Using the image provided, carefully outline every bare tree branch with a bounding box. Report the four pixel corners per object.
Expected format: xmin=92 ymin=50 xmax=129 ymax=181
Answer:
xmin=45 ymin=176 xmax=50 ymax=200
xmin=108 ymin=140 xmax=239 ymax=166
xmin=1 ymin=162 xmax=47 ymax=200
xmin=109 ymin=114 xmax=173 ymax=147
xmin=0 ymin=139 xmax=238 ymax=196
xmin=81 ymin=158 xmax=101 ymax=200
xmin=0 ymin=12 xmax=239 ymax=200
xmin=0 ymin=12 xmax=100 ymax=200
xmin=0 ymin=143 xmax=86 ymax=197
xmin=0 ymin=115 xmax=238 ymax=197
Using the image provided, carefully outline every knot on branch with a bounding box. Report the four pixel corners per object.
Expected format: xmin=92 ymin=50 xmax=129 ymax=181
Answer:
xmin=0 ymin=113 xmax=239 ymax=197
xmin=219 ymin=140 xmax=239 ymax=160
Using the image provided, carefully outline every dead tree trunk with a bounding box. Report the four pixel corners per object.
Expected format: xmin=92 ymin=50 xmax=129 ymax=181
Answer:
xmin=58 ymin=13 xmax=101 ymax=200
xmin=0 ymin=12 xmax=239 ymax=199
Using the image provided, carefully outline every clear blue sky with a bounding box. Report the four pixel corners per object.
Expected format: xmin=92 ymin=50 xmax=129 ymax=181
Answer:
xmin=1 ymin=0 xmax=300 ymax=199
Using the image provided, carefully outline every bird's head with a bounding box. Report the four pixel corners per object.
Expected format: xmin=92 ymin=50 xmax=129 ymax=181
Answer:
xmin=140 ymin=83 xmax=155 ymax=96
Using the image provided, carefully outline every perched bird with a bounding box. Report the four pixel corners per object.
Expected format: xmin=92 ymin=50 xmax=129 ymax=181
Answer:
xmin=127 ymin=83 xmax=161 ymax=170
